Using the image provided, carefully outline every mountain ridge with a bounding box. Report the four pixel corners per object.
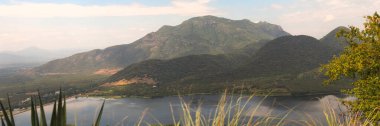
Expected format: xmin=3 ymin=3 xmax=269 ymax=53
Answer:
xmin=104 ymin=27 xmax=347 ymax=96
xmin=107 ymin=34 xmax=339 ymax=83
xmin=34 ymin=15 xmax=290 ymax=74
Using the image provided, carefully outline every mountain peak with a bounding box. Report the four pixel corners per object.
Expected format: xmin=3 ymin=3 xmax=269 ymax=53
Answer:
xmin=187 ymin=15 xmax=229 ymax=21
xmin=328 ymin=26 xmax=349 ymax=35
xmin=320 ymin=26 xmax=349 ymax=50
xmin=186 ymin=15 xmax=265 ymax=26
xmin=322 ymin=26 xmax=349 ymax=38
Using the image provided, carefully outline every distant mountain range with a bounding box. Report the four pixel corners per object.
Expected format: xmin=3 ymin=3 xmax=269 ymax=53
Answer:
xmin=0 ymin=47 xmax=85 ymax=68
xmin=34 ymin=16 xmax=290 ymax=74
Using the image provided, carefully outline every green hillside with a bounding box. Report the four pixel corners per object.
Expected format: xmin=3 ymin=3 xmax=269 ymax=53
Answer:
xmin=35 ymin=16 xmax=289 ymax=74
xmin=104 ymin=29 xmax=350 ymax=97
xmin=235 ymin=35 xmax=339 ymax=77
xmin=107 ymin=53 xmax=250 ymax=84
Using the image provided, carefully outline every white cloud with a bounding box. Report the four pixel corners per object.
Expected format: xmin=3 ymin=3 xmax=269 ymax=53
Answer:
xmin=323 ymin=15 xmax=335 ymax=22
xmin=277 ymin=0 xmax=380 ymax=38
xmin=0 ymin=0 xmax=219 ymax=51
xmin=270 ymin=4 xmax=283 ymax=9
xmin=0 ymin=26 xmax=149 ymax=51
xmin=0 ymin=0 xmax=217 ymax=18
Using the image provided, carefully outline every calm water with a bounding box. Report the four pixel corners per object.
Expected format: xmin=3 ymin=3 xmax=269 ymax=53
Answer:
xmin=15 ymin=94 xmax=349 ymax=126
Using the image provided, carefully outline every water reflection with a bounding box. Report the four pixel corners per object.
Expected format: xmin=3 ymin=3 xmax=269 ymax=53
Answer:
xmin=15 ymin=94 xmax=347 ymax=126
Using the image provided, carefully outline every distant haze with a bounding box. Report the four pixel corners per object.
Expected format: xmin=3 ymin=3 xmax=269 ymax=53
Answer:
xmin=0 ymin=47 xmax=87 ymax=67
xmin=0 ymin=0 xmax=379 ymax=51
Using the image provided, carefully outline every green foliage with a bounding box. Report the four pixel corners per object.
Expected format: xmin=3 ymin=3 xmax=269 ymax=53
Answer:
xmin=50 ymin=101 xmax=57 ymax=126
xmin=321 ymin=12 xmax=380 ymax=121
xmin=5 ymin=94 xmax=14 ymax=126
xmin=37 ymin=91 xmax=47 ymax=126
xmin=2 ymin=90 xmax=379 ymax=126
xmin=149 ymin=92 xmax=378 ymax=126
xmin=30 ymin=96 xmax=39 ymax=126
xmin=0 ymin=95 xmax=14 ymax=126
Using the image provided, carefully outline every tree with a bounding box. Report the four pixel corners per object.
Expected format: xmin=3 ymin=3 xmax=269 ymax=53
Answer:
xmin=321 ymin=12 xmax=380 ymax=120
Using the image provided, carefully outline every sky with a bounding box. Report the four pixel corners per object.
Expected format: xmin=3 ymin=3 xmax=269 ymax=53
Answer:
xmin=0 ymin=0 xmax=379 ymax=51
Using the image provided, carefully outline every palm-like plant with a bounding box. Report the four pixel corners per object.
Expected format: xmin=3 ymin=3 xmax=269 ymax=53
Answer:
xmin=0 ymin=89 xmax=105 ymax=126
xmin=0 ymin=94 xmax=15 ymax=126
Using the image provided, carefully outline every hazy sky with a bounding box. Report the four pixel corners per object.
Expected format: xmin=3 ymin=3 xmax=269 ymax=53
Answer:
xmin=0 ymin=0 xmax=379 ymax=51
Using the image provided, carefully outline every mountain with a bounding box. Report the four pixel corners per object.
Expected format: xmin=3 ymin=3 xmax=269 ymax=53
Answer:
xmin=235 ymin=35 xmax=339 ymax=77
xmin=0 ymin=53 xmax=28 ymax=65
xmin=105 ymin=30 xmax=347 ymax=96
xmin=35 ymin=15 xmax=290 ymax=74
xmin=107 ymin=35 xmax=338 ymax=83
xmin=320 ymin=26 xmax=349 ymax=50
xmin=107 ymin=53 xmax=250 ymax=84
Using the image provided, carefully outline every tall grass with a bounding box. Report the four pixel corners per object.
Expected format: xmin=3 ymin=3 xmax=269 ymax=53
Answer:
xmin=322 ymin=102 xmax=379 ymax=126
xmin=1 ymin=90 xmax=378 ymax=126
xmin=141 ymin=91 xmax=378 ymax=126
xmin=154 ymin=92 xmax=291 ymax=126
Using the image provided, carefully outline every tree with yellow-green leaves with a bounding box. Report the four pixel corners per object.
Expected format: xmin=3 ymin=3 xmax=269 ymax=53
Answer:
xmin=321 ymin=12 xmax=380 ymax=121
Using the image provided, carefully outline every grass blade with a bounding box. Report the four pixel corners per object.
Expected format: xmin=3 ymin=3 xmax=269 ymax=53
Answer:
xmin=93 ymin=100 xmax=105 ymax=126
xmin=31 ymin=97 xmax=37 ymax=126
xmin=0 ymin=101 xmax=13 ymax=126
xmin=62 ymin=94 xmax=66 ymax=126
xmin=1 ymin=117 xmax=5 ymax=126
xmin=38 ymin=91 xmax=47 ymax=126
xmin=6 ymin=94 xmax=15 ymax=126
xmin=34 ymin=98 xmax=40 ymax=126
xmin=31 ymin=96 xmax=42 ymax=126
xmin=57 ymin=89 xmax=63 ymax=126
xmin=50 ymin=100 xmax=57 ymax=126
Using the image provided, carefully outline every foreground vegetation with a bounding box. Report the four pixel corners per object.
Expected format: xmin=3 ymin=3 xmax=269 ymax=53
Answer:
xmin=1 ymin=90 xmax=379 ymax=126
xmin=321 ymin=12 xmax=380 ymax=120
xmin=166 ymin=92 xmax=379 ymax=126
xmin=0 ymin=11 xmax=379 ymax=126
xmin=0 ymin=89 xmax=104 ymax=126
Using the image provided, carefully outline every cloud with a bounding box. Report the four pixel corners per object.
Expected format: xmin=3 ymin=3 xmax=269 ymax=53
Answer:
xmin=277 ymin=0 xmax=380 ymax=38
xmin=323 ymin=14 xmax=335 ymax=22
xmin=270 ymin=4 xmax=283 ymax=9
xmin=0 ymin=25 xmax=152 ymax=51
xmin=0 ymin=0 xmax=218 ymax=18
xmin=0 ymin=0 xmax=220 ymax=51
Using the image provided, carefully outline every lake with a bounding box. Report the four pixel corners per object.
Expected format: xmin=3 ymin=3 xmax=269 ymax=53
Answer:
xmin=15 ymin=94 xmax=350 ymax=126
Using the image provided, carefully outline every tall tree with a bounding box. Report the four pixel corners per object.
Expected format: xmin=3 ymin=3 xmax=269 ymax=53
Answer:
xmin=321 ymin=12 xmax=380 ymax=120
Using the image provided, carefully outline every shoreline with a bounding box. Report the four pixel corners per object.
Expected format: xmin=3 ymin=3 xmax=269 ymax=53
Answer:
xmin=12 ymin=91 xmax=344 ymax=116
xmin=13 ymin=95 xmax=77 ymax=116
xmin=86 ymin=91 xmax=344 ymax=99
